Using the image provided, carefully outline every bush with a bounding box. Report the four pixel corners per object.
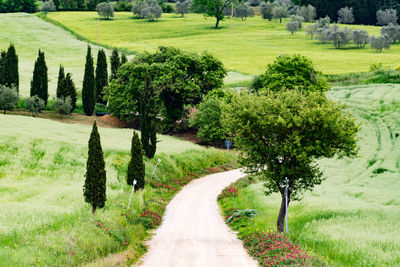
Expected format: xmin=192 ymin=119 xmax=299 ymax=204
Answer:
xmin=252 ymin=54 xmax=329 ymax=93
xmin=352 ymin=30 xmax=369 ymax=48
xmin=51 ymin=97 xmax=72 ymax=115
xmin=41 ymin=0 xmax=56 ymax=12
xmin=96 ymin=2 xmax=114 ymax=19
xmin=370 ymin=35 xmax=391 ymax=53
xmin=260 ymin=2 xmax=273 ymax=21
xmin=328 ymin=25 xmax=353 ymax=49
xmin=317 ymin=16 xmax=331 ymax=27
xmin=160 ymin=2 xmax=174 ymax=13
xmin=115 ymin=0 xmax=132 ymax=11
xmin=25 ymin=95 xmax=45 ymax=116
xmin=0 ymin=85 xmax=18 ymax=114
xmin=289 ymin=15 xmax=303 ymax=28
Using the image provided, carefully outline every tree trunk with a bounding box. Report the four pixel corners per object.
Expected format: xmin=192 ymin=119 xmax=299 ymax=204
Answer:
xmin=92 ymin=205 xmax=96 ymax=216
xmin=280 ymin=17 xmax=282 ymax=23
xmin=276 ymin=192 xmax=290 ymax=233
xmin=215 ymin=18 xmax=220 ymax=29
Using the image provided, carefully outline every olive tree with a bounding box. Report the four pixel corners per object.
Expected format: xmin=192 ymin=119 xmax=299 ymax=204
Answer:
xmin=0 ymin=85 xmax=18 ymax=114
xmin=222 ymin=90 xmax=359 ymax=232
xmin=381 ymin=23 xmax=400 ymax=44
xmin=25 ymin=96 xmax=45 ymax=117
xmin=192 ymin=0 xmax=237 ymax=29
xmin=96 ymin=2 xmax=114 ymax=19
xmin=377 ymin=9 xmax=398 ymax=26
xmin=286 ymin=20 xmax=299 ymax=35
xmin=140 ymin=0 xmax=162 ymax=21
xmin=175 ymin=0 xmax=192 ymax=17
xmin=272 ymin=5 xmax=288 ymax=23
xmin=352 ymin=30 xmax=369 ymax=48
xmin=327 ymin=25 xmax=353 ymax=49
xmin=260 ymin=1 xmax=273 ymax=21
xmin=370 ymin=35 xmax=391 ymax=53
xmin=337 ymin=6 xmax=354 ymax=24
xmin=305 ymin=23 xmax=319 ymax=39
xmin=41 ymin=0 xmax=56 ymax=12
xmin=296 ymin=4 xmax=316 ymax=22
xmin=234 ymin=3 xmax=254 ymax=21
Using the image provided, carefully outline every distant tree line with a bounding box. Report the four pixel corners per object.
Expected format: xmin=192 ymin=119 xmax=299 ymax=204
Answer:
xmin=0 ymin=0 xmax=37 ymax=13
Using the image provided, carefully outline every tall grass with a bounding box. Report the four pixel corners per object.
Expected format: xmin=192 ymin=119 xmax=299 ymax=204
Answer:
xmin=219 ymin=84 xmax=400 ymax=266
xmin=0 ymin=114 xmax=236 ymax=265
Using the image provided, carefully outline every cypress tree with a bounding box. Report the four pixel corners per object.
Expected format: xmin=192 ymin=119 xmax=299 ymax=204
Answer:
xmin=83 ymin=121 xmax=107 ymax=216
xmin=56 ymin=65 xmax=65 ymax=98
xmin=30 ymin=50 xmax=48 ymax=106
xmin=120 ymin=52 xmax=128 ymax=65
xmin=95 ymin=49 xmax=108 ymax=104
xmin=0 ymin=51 xmax=6 ymax=86
xmin=5 ymin=44 xmax=18 ymax=92
xmin=127 ymin=131 xmax=145 ymax=190
xmin=59 ymin=73 xmax=77 ymax=112
xmin=82 ymin=46 xmax=96 ymax=116
xmin=110 ymin=48 xmax=120 ymax=80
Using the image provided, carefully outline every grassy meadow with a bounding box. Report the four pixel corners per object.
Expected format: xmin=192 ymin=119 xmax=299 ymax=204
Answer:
xmin=45 ymin=12 xmax=400 ymax=75
xmin=0 ymin=13 xmax=112 ymax=97
xmin=219 ymin=84 xmax=400 ymax=266
xmin=0 ymin=114 xmax=235 ymax=265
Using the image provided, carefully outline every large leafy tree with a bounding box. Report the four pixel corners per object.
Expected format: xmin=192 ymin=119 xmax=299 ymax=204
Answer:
xmin=95 ymin=49 xmax=108 ymax=104
xmin=222 ymin=90 xmax=359 ymax=232
xmin=82 ymin=46 xmax=95 ymax=116
xmin=192 ymin=0 xmax=237 ymax=29
xmin=127 ymin=131 xmax=145 ymax=190
xmin=30 ymin=50 xmax=48 ymax=106
xmin=83 ymin=121 xmax=107 ymax=216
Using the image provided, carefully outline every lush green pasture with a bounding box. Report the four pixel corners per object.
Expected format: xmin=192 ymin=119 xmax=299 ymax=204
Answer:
xmin=0 ymin=115 xmax=234 ymax=265
xmin=46 ymin=12 xmax=400 ymax=75
xmin=0 ymin=13 xmax=111 ymax=97
xmin=219 ymin=84 xmax=400 ymax=266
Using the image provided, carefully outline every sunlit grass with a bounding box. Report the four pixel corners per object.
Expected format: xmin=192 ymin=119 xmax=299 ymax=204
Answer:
xmin=219 ymin=84 xmax=400 ymax=266
xmin=46 ymin=12 xmax=400 ymax=75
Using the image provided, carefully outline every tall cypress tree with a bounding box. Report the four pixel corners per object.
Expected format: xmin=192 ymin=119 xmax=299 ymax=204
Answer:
xmin=59 ymin=73 xmax=77 ymax=112
xmin=0 ymin=51 xmax=6 ymax=86
xmin=3 ymin=44 xmax=18 ymax=92
xmin=30 ymin=50 xmax=48 ymax=106
xmin=95 ymin=49 xmax=108 ymax=104
xmin=110 ymin=48 xmax=120 ymax=80
xmin=127 ymin=131 xmax=145 ymax=190
xmin=82 ymin=46 xmax=96 ymax=116
xmin=56 ymin=65 xmax=65 ymax=98
xmin=83 ymin=121 xmax=107 ymax=216
xmin=120 ymin=52 xmax=128 ymax=65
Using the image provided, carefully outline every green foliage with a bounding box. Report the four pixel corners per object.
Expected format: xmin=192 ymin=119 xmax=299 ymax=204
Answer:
xmin=2 ymin=44 xmax=19 ymax=91
xmin=56 ymin=64 xmax=65 ymax=98
xmin=24 ymin=95 xmax=45 ymax=116
xmin=286 ymin=20 xmax=299 ymax=35
xmin=251 ymin=55 xmax=329 ymax=93
xmin=57 ymin=73 xmax=77 ymax=112
xmin=51 ymin=97 xmax=72 ymax=115
xmin=0 ymin=0 xmax=37 ymax=13
xmin=86 ymin=0 xmax=102 ymax=11
xmin=109 ymin=48 xmax=120 ymax=80
xmin=120 ymin=52 xmax=128 ymax=65
xmin=115 ymin=0 xmax=132 ymax=12
xmin=175 ymin=0 xmax=192 ymax=17
xmin=0 ymin=85 xmax=18 ymax=114
xmin=96 ymin=2 xmax=114 ymax=19
xmin=95 ymin=49 xmax=108 ymax=104
xmin=83 ymin=121 xmax=107 ymax=215
xmin=191 ymin=0 xmax=237 ymax=29
xmin=140 ymin=0 xmax=163 ymax=21
xmin=82 ymin=46 xmax=95 ymax=116
xmin=41 ymin=0 xmax=56 ymax=12
xmin=260 ymin=1 xmax=273 ymax=20
xmin=30 ymin=49 xmax=48 ymax=106
xmin=370 ymin=35 xmax=391 ymax=53
xmin=222 ymin=90 xmax=359 ymax=231
xmin=127 ymin=131 xmax=145 ymax=189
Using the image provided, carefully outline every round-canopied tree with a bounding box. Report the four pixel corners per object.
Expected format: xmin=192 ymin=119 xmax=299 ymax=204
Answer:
xmin=222 ymin=90 xmax=359 ymax=232
xmin=96 ymin=1 xmax=114 ymax=19
xmin=82 ymin=46 xmax=95 ymax=116
xmin=83 ymin=121 xmax=107 ymax=216
xmin=30 ymin=50 xmax=48 ymax=106
xmin=127 ymin=131 xmax=145 ymax=190
xmin=95 ymin=49 xmax=108 ymax=104
xmin=0 ymin=85 xmax=18 ymax=114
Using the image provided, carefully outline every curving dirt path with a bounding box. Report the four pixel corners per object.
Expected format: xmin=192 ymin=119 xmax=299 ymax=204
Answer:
xmin=138 ymin=169 xmax=258 ymax=267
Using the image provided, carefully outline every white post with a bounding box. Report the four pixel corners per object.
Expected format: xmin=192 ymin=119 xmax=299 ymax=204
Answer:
xmin=128 ymin=179 xmax=137 ymax=209
xmin=284 ymin=177 xmax=289 ymax=233
xmin=150 ymin=159 xmax=162 ymax=180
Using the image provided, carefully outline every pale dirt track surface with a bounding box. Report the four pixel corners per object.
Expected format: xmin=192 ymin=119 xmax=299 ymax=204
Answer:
xmin=138 ymin=169 xmax=258 ymax=267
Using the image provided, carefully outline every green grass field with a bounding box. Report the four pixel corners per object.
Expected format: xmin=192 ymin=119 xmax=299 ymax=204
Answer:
xmin=0 ymin=13 xmax=112 ymax=97
xmin=219 ymin=83 xmax=400 ymax=266
xmin=46 ymin=12 xmax=400 ymax=75
xmin=0 ymin=114 xmax=234 ymax=265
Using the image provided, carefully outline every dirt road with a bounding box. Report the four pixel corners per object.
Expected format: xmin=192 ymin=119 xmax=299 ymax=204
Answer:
xmin=138 ymin=169 xmax=258 ymax=267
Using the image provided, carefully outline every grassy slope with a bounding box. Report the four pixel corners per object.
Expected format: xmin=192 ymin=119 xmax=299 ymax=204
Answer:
xmin=0 ymin=115 xmax=234 ymax=265
xmin=0 ymin=13 xmax=112 ymax=97
xmin=46 ymin=12 xmax=400 ymax=75
xmin=219 ymin=84 xmax=400 ymax=266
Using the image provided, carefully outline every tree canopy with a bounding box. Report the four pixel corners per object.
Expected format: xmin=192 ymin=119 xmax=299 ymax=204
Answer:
xmin=191 ymin=0 xmax=237 ymax=29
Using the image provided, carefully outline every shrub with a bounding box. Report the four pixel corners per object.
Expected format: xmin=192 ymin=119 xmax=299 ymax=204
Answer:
xmin=370 ymin=35 xmax=391 ymax=53
xmin=0 ymin=85 xmax=18 ymax=114
xmin=96 ymin=2 xmax=114 ymax=19
xmin=317 ymin=15 xmax=331 ymax=27
xmin=260 ymin=2 xmax=273 ymax=21
xmin=316 ymin=24 xmax=331 ymax=43
xmin=337 ymin=6 xmax=355 ymax=24
xmin=51 ymin=97 xmax=72 ymax=115
xmin=25 ymin=95 xmax=45 ymax=116
xmin=353 ymin=30 xmax=369 ymax=48
xmin=289 ymin=15 xmax=304 ymax=28
xmin=328 ymin=25 xmax=353 ymax=49
xmin=115 ymin=0 xmax=132 ymax=11
xmin=41 ymin=0 xmax=56 ymax=12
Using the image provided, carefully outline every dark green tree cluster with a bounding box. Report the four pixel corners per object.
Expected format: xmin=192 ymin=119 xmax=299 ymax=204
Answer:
xmin=295 ymin=0 xmax=399 ymax=25
xmin=0 ymin=0 xmax=37 ymax=13
xmin=110 ymin=48 xmax=121 ymax=80
xmin=95 ymin=49 xmax=108 ymax=104
xmin=30 ymin=50 xmax=48 ymax=106
xmin=83 ymin=121 xmax=107 ymax=215
xmin=82 ymin=46 xmax=96 ymax=116
xmin=0 ymin=44 xmax=19 ymax=92
xmin=127 ymin=131 xmax=145 ymax=190
xmin=57 ymin=65 xmax=77 ymax=112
